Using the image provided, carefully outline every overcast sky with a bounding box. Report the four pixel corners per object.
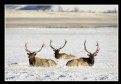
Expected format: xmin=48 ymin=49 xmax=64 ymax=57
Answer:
xmin=5 ymin=4 xmax=118 ymax=12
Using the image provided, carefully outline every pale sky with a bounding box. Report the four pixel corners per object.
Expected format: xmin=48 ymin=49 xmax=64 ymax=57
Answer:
xmin=5 ymin=4 xmax=118 ymax=12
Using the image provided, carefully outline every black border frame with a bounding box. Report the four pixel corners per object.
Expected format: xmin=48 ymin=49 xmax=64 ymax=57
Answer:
xmin=1 ymin=0 xmax=119 ymax=83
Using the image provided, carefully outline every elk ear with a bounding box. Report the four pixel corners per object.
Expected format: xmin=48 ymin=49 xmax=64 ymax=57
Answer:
xmin=94 ymin=53 xmax=97 ymax=56
xmin=27 ymin=53 xmax=30 ymax=55
xmin=87 ymin=54 xmax=90 ymax=56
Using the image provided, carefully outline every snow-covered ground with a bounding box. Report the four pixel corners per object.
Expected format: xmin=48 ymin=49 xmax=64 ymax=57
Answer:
xmin=5 ymin=27 xmax=118 ymax=81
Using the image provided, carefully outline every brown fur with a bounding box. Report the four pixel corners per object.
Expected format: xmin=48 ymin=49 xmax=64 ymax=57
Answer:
xmin=34 ymin=57 xmax=56 ymax=67
xmin=29 ymin=56 xmax=57 ymax=67
xmin=66 ymin=58 xmax=94 ymax=66
xmin=56 ymin=53 xmax=76 ymax=59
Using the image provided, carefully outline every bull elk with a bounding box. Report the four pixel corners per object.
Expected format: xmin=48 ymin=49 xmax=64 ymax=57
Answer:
xmin=66 ymin=40 xmax=100 ymax=66
xmin=25 ymin=43 xmax=56 ymax=67
xmin=50 ymin=40 xmax=76 ymax=59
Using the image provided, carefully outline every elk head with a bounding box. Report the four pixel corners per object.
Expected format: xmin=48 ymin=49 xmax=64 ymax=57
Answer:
xmin=84 ymin=40 xmax=100 ymax=64
xmin=50 ymin=40 xmax=67 ymax=59
xmin=25 ymin=42 xmax=45 ymax=59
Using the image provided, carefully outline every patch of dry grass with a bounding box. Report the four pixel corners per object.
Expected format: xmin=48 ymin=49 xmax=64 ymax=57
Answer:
xmin=5 ymin=10 xmax=118 ymax=28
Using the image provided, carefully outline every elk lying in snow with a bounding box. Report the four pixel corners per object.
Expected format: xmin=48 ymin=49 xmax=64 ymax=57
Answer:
xmin=66 ymin=40 xmax=100 ymax=66
xmin=25 ymin=43 xmax=56 ymax=67
xmin=50 ymin=40 xmax=76 ymax=59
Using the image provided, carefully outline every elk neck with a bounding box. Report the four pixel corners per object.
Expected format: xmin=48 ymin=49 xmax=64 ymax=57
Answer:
xmin=54 ymin=50 xmax=60 ymax=59
xmin=88 ymin=56 xmax=95 ymax=66
xmin=29 ymin=57 xmax=36 ymax=66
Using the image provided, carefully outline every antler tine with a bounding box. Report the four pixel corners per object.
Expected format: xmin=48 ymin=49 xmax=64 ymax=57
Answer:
xmin=36 ymin=43 xmax=45 ymax=53
xmin=25 ymin=42 xmax=31 ymax=53
xmin=93 ymin=42 xmax=100 ymax=54
xmin=84 ymin=40 xmax=91 ymax=54
xmin=50 ymin=40 xmax=56 ymax=50
xmin=59 ymin=40 xmax=67 ymax=50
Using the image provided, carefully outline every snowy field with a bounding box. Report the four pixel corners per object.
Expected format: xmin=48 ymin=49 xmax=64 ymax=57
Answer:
xmin=5 ymin=27 xmax=118 ymax=81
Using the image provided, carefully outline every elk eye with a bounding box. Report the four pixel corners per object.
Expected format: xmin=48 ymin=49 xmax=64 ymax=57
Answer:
xmin=87 ymin=54 xmax=90 ymax=56
xmin=33 ymin=52 xmax=36 ymax=55
xmin=27 ymin=53 xmax=30 ymax=55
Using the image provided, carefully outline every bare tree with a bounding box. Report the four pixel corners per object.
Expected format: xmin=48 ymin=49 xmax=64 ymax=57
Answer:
xmin=58 ymin=6 xmax=63 ymax=12
xmin=73 ymin=7 xmax=79 ymax=12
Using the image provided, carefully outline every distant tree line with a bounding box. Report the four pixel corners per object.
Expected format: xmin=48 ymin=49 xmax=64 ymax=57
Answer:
xmin=28 ymin=6 xmax=117 ymax=13
xmin=56 ymin=6 xmax=117 ymax=13
xmin=102 ymin=8 xmax=117 ymax=13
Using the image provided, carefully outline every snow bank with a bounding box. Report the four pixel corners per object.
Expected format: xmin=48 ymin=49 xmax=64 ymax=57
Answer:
xmin=5 ymin=28 xmax=118 ymax=81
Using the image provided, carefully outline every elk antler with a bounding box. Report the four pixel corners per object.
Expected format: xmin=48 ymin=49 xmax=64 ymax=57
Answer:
xmin=50 ymin=40 xmax=56 ymax=50
xmin=84 ymin=40 xmax=91 ymax=54
xmin=25 ymin=42 xmax=31 ymax=53
xmin=93 ymin=42 xmax=100 ymax=54
xmin=59 ymin=40 xmax=67 ymax=50
xmin=36 ymin=43 xmax=45 ymax=53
